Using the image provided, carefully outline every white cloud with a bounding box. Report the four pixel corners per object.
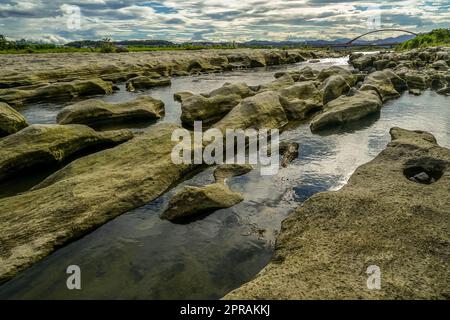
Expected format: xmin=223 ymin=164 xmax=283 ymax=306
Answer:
xmin=0 ymin=0 xmax=448 ymax=43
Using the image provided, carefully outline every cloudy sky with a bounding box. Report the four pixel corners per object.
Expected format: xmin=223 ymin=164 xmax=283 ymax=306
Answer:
xmin=0 ymin=0 xmax=449 ymax=43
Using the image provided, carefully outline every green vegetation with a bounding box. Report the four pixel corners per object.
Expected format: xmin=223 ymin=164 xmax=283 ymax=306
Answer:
xmin=0 ymin=35 xmax=86 ymax=54
xmin=397 ymin=28 xmax=450 ymax=50
xmin=0 ymin=36 xmax=239 ymax=54
xmin=0 ymin=34 xmax=318 ymax=54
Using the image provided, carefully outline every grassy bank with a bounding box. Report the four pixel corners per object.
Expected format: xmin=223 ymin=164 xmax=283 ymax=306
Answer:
xmin=397 ymin=28 xmax=450 ymax=50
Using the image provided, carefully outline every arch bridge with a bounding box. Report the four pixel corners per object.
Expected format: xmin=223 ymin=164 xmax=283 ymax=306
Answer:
xmin=345 ymin=28 xmax=418 ymax=46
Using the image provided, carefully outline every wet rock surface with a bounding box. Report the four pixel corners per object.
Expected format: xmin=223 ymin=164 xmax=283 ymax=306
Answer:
xmin=161 ymin=164 xmax=253 ymax=221
xmin=57 ymin=96 xmax=165 ymax=127
xmin=279 ymin=141 xmax=300 ymax=167
xmin=160 ymin=183 xmax=244 ymax=222
xmin=278 ymin=81 xmax=323 ymax=120
xmin=310 ymin=89 xmax=382 ymax=132
xmin=0 ymin=49 xmax=341 ymax=103
xmin=214 ymin=91 xmax=288 ymax=131
xmin=1 ymin=47 xmax=450 ymax=297
xmin=180 ymin=82 xmax=255 ymax=127
xmin=125 ymin=76 xmax=171 ymax=92
xmin=0 ymin=78 xmax=114 ymax=107
xmin=225 ymin=128 xmax=450 ymax=299
xmin=320 ymin=75 xmax=351 ymax=105
xmin=360 ymin=71 xmax=400 ymax=102
xmin=0 ymin=124 xmax=133 ymax=182
xmin=0 ymin=102 xmax=29 ymax=137
xmin=0 ymin=123 xmax=194 ymax=283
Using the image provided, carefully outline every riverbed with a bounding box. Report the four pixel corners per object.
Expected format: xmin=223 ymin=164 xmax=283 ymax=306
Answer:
xmin=0 ymin=56 xmax=449 ymax=299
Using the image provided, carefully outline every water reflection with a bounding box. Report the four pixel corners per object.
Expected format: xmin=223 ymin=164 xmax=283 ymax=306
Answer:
xmin=1 ymin=61 xmax=449 ymax=300
xmin=17 ymin=57 xmax=350 ymax=127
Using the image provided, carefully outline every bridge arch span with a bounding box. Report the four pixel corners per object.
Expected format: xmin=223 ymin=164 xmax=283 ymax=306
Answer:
xmin=346 ymin=29 xmax=418 ymax=45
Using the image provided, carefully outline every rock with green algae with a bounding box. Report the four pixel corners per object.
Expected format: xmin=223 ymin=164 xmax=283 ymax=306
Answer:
xmin=0 ymin=123 xmax=196 ymax=284
xmin=174 ymin=91 xmax=194 ymax=103
xmin=213 ymin=91 xmax=288 ymax=132
xmin=180 ymin=82 xmax=257 ymax=126
xmin=224 ymin=128 xmax=450 ymax=299
xmin=181 ymin=94 xmax=242 ymax=127
xmin=0 ymin=124 xmax=133 ymax=182
xmin=360 ymin=70 xmax=401 ymax=102
xmin=319 ymin=75 xmax=351 ymax=105
xmin=277 ymin=81 xmax=323 ymax=120
xmin=203 ymin=82 xmax=255 ymax=99
xmin=317 ymin=66 xmax=356 ymax=86
xmin=56 ymin=96 xmax=165 ymax=126
xmin=0 ymin=102 xmax=29 ymax=137
xmin=0 ymin=78 xmax=114 ymax=107
xmin=310 ymin=89 xmax=382 ymax=132
xmin=125 ymin=76 xmax=171 ymax=92
xmin=257 ymin=74 xmax=295 ymax=92
xmin=160 ymin=183 xmax=244 ymax=221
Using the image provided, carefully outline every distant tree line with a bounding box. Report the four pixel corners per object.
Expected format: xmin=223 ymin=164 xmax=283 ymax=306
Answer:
xmin=65 ymin=39 xmax=176 ymax=48
xmin=0 ymin=35 xmax=58 ymax=52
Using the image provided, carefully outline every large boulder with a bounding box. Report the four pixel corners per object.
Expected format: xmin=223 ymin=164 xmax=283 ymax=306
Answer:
xmin=181 ymin=94 xmax=242 ymax=127
xmin=0 ymin=124 xmax=133 ymax=182
xmin=0 ymin=78 xmax=114 ymax=107
xmin=126 ymin=76 xmax=171 ymax=92
xmin=56 ymin=96 xmax=165 ymax=127
xmin=263 ymin=51 xmax=286 ymax=66
xmin=317 ymin=66 xmax=356 ymax=86
xmin=225 ymin=128 xmax=450 ymax=299
xmin=427 ymin=71 xmax=448 ymax=91
xmin=181 ymin=82 xmax=257 ymax=126
xmin=227 ymin=53 xmax=265 ymax=68
xmin=382 ymin=69 xmax=408 ymax=93
xmin=187 ymin=58 xmax=224 ymax=73
xmin=275 ymin=66 xmax=318 ymax=82
xmin=350 ymin=54 xmax=375 ymax=71
xmin=279 ymin=141 xmax=300 ymax=167
xmin=174 ymin=91 xmax=194 ymax=103
xmin=430 ymin=60 xmax=448 ymax=71
xmin=278 ymin=82 xmax=323 ymax=120
xmin=160 ymin=183 xmax=244 ymax=221
xmin=435 ymin=51 xmax=450 ymax=64
xmin=360 ymin=71 xmax=401 ymax=102
xmin=0 ymin=102 xmax=29 ymax=137
xmin=204 ymin=82 xmax=255 ymax=99
xmin=310 ymin=90 xmax=382 ymax=132
xmin=214 ymin=91 xmax=288 ymax=131
xmin=405 ymin=71 xmax=428 ymax=90
xmin=258 ymin=74 xmax=295 ymax=92
xmin=0 ymin=123 xmax=195 ymax=283
xmin=247 ymin=53 xmax=267 ymax=67
xmin=373 ymin=59 xmax=390 ymax=71
xmin=320 ymin=75 xmax=351 ymax=105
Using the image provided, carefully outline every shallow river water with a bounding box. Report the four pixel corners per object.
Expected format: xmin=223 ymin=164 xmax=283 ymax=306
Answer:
xmin=1 ymin=57 xmax=449 ymax=299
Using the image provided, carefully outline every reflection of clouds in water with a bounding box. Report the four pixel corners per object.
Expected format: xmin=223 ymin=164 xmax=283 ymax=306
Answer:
xmin=21 ymin=58 xmax=352 ymax=126
xmin=380 ymin=91 xmax=450 ymax=148
xmin=3 ymin=62 xmax=450 ymax=300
